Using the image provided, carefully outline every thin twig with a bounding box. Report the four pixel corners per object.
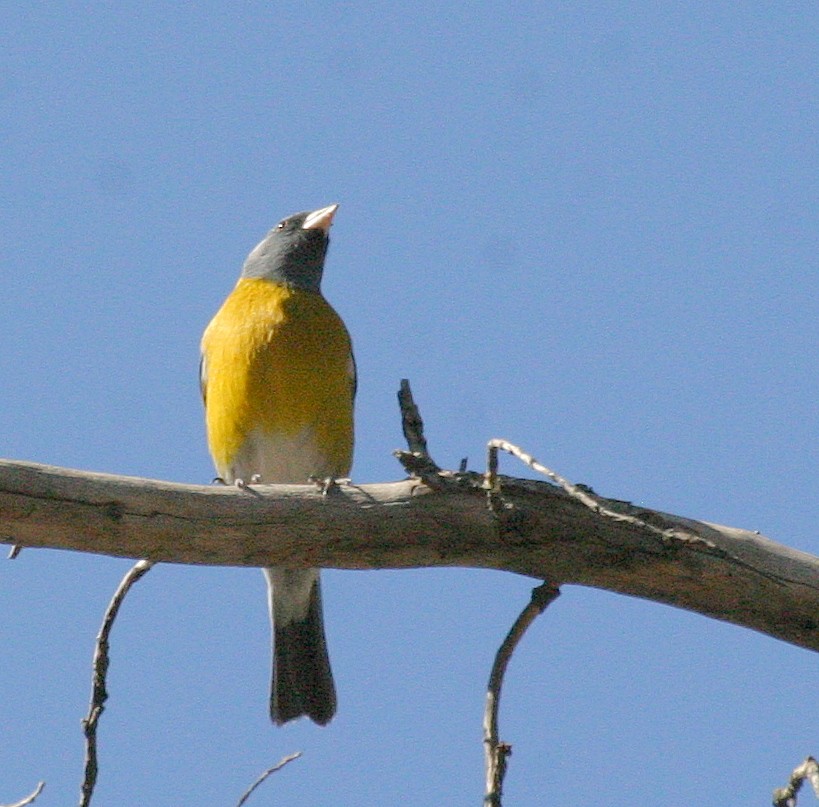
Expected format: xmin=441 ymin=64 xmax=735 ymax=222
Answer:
xmin=483 ymin=582 xmax=560 ymax=807
xmin=486 ymin=438 xmax=668 ymax=531
xmin=78 ymin=559 xmax=154 ymax=807
xmin=235 ymin=752 xmax=303 ymax=807
xmin=1 ymin=781 xmax=45 ymax=807
xmin=486 ymin=438 xmax=719 ymax=547
xmin=773 ymin=756 xmax=819 ymax=807
xmin=485 ymin=438 xmax=789 ymax=587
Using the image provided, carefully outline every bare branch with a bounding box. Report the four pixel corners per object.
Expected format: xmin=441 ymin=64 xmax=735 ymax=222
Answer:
xmin=235 ymin=753 xmax=303 ymax=807
xmin=773 ymin=757 xmax=819 ymax=807
xmin=1 ymin=782 xmax=45 ymax=807
xmin=79 ymin=560 xmax=154 ymax=807
xmin=483 ymin=583 xmax=560 ymax=807
xmin=0 ymin=457 xmax=816 ymax=653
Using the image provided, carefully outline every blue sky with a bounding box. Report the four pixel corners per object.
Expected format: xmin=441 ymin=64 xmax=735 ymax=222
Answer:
xmin=1 ymin=2 xmax=817 ymax=805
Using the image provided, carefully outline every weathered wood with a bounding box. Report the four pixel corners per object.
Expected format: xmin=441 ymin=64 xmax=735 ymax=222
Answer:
xmin=0 ymin=459 xmax=816 ymax=652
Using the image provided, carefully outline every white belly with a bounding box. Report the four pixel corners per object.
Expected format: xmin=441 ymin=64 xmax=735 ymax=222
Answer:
xmin=225 ymin=426 xmax=335 ymax=485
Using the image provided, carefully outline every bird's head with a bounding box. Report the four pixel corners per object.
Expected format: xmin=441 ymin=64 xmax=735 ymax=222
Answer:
xmin=241 ymin=203 xmax=338 ymax=292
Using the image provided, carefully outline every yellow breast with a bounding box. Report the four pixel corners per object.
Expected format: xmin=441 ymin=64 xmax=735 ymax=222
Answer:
xmin=201 ymin=278 xmax=354 ymax=481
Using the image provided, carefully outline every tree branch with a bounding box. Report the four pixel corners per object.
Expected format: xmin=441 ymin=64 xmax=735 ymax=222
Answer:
xmin=0 ymin=458 xmax=817 ymax=652
xmin=483 ymin=583 xmax=560 ymax=807
xmin=78 ymin=559 xmax=154 ymax=807
xmin=773 ymin=757 xmax=819 ymax=807
xmin=1 ymin=782 xmax=45 ymax=807
xmin=234 ymin=753 xmax=302 ymax=807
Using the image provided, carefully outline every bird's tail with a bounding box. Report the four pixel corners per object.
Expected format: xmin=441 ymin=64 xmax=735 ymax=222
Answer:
xmin=264 ymin=568 xmax=336 ymax=726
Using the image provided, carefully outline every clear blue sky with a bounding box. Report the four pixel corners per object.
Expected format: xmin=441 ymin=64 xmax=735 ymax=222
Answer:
xmin=1 ymin=3 xmax=816 ymax=805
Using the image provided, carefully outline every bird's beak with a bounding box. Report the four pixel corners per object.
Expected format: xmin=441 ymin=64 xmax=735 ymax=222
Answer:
xmin=302 ymin=203 xmax=339 ymax=233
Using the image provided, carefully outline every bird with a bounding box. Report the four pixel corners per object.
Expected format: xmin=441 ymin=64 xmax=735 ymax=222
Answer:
xmin=200 ymin=203 xmax=354 ymax=725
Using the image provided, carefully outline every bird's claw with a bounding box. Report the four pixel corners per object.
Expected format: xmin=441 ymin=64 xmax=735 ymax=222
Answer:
xmin=308 ymin=476 xmax=350 ymax=496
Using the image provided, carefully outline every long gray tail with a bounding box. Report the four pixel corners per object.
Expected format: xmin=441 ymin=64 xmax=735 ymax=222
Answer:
xmin=264 ymin=568 xmax=336 ymax=726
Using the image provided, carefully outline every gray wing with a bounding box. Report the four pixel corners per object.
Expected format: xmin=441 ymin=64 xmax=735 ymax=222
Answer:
xmin=348 ymin=350 xmax=357 ymax=402
xmin=199 ymin=353 xmax=207 ymax=407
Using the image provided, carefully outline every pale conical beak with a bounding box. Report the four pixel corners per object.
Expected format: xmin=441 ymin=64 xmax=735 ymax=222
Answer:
xmin=302 ymin=203 xmax=339 ymax=233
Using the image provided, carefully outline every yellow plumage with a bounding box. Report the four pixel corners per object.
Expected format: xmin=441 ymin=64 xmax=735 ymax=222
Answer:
xmin=201 ymin=277 xmax=354 ymax=482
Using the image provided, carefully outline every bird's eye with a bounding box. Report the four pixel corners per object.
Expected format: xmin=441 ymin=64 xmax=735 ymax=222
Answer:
xmin=276 ymin=221 xmax=286 ymax=230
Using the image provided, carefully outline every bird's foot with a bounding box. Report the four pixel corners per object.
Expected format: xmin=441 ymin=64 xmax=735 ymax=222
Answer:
xmin=308 ymin=476 xmax=350 ymax=496
xmin=235 ymin=474 xmax=262 ymax=489
xmin=213 ymin=474 xmax=263 ymax=490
